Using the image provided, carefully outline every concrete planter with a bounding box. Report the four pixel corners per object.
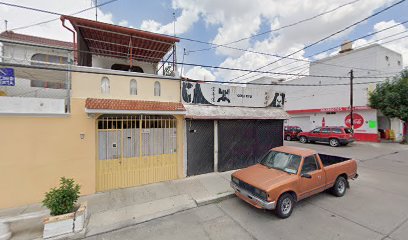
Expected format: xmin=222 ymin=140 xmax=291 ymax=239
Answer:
xmin=43 ymin=202 xmax=87 ymax=239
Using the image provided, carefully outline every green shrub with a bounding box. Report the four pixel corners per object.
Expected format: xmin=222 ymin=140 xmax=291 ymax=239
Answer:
xmin=43 ymin=177 xmax=81 ymax=216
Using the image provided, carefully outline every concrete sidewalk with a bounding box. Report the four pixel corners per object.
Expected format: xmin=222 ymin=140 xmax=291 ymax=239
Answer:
xmin=0 ymin=171 xmax=235 ymax=240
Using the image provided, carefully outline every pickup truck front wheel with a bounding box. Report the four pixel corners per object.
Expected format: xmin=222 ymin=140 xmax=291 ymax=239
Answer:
xmin=275 ymin=193 xmax=295 ymax=219
xmin=332 ymin=176 xmax=347 ymax=197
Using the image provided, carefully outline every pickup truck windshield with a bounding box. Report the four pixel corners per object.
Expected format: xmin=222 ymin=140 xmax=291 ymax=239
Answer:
xmin=260 ymin=151 xmax=301 ymax=174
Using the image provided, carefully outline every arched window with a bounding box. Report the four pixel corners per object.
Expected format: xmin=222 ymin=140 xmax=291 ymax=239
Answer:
xmin=154 ymin=81 xmax=161 ymax=96
xmin=101 ymin=77 xmax=110 ymax=94
xmin=130 ymin=79 xmax=137 ymax=95
xmin=31 ymin=53 xmax=68 ymax=66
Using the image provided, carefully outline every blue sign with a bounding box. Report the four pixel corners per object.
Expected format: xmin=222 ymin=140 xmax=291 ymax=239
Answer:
xmin=0 ymin=68 xmax=15 ymax=86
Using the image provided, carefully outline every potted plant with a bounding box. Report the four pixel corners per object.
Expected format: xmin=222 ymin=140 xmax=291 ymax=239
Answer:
xmin=42 ymin=177 xmax=87 ymax=239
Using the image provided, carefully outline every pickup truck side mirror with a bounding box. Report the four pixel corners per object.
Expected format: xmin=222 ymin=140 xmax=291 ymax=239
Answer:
xmin=301 ymin=173 xmax=312 ymax=179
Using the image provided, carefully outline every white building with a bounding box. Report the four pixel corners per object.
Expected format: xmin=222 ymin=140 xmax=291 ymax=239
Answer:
xmin=254 ymin=42 xmax=405 ymax=142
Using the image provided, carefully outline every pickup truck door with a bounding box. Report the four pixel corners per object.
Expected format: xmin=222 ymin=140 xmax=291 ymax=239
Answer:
xmin=298 ymin=154 xmax=326 ymax=199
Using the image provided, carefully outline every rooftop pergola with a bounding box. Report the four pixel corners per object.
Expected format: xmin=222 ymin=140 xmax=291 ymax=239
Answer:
xmin=60 ymin=15 xmax=179 ymax=73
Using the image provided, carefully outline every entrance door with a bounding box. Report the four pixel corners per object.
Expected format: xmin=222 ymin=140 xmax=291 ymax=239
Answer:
xmin=186 ymin=120 xmax=214 ymax=176
xmin=96 ymin=115 xmax=178 ymax=192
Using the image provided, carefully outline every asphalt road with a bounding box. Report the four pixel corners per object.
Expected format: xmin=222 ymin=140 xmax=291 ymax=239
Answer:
xmin=87 ymin=141 xmax=408 ymax=240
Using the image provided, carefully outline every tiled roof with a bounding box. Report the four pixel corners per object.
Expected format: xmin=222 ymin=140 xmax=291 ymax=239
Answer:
xmin=85 ymin=98 xmax=186 ymax=112
xmin=0 ymin=31 xmax=73 ymax=49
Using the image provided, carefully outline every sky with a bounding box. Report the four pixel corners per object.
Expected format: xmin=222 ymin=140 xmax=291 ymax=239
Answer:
xmin=0 ymin=0 xmax=407 ymax=82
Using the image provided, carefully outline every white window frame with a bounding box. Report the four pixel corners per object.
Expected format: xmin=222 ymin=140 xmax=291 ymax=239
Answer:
xmin=154 ymin=81 xmax=161 ymax=96
xmin=130 ymin=79 xmax=137 ymax=95
xmin=101 ymin=77 xmax=110 ymax=94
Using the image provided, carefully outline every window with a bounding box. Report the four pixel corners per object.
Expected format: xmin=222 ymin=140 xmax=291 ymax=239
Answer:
xmin=130 ymin=79 xmax=137 ymax=95
xmin=301 ymin=155 xmax=319 ymax=173
xmin=154 ymin=81 xmax=161 ymax=96
xmin=344 ymin=128 xmax=353 ymax=134
xmin=260 ymin=151 xmax=301 ymax=174
xmin=31 ymin=80 xmax=65 ymax=89
xmin=398 ymin=60 xmax=401 ymax=66
xmin=321 ymin=128 xmax=331 ymax=134
xmin=332 ymin=128 xmax=342 ymax=134
xmin=385 ymin=56 xmax=389 ymax=61
xmin=311 ymin=127 xmax=321 ymax=133
xmin=31 ymin=53 xmax=68 ymax=66
xmin=111 ymin=64 xmax=144 ymax=73
xmin=101 ymin=77 xmax=110 ymax=94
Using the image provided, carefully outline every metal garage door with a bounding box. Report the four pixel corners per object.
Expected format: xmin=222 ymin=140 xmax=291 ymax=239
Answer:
xmin=186 ymin=120 xmax=214 ymax=176
xmin=218 ymin=120 xmax=283 ymax=172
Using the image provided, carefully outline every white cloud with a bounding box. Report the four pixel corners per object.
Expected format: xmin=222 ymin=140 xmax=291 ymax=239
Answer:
xmin=184 ymin=66 xmax=216 ymax=81
xmin=0 ymin=0 xmax=114 ymax=41
xmin=140 ymin=0 xmax=394 ymax=80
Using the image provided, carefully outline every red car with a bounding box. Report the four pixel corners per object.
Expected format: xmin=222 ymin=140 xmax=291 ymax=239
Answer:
xmin=297 ymin=126 xmax=354 ymax=147
xmin=284 ymin=126 xmax=303 ymax=141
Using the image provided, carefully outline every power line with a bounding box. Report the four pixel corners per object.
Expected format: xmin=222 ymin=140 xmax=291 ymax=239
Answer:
xmin=229 ymin=0 xmax=407 ymax=82
xmin=238 ymin=20 xmax=408 ymax=82
xmin=189 ymin=0 xmax=361 ymax=53
xmin=2 ymin=0 xmax=120 ymax=32
xmin=0 ymin=58 xmax=399 ymax=86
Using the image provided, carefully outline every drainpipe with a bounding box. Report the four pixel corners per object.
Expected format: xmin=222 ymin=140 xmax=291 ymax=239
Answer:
xmin=61 ymin=18 xmax=77 ymax=64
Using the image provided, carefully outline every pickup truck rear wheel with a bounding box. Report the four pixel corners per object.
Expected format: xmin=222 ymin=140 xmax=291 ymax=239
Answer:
xmin=332 ymin=176 xmax=347 ymax=197
xmin=275 ymin=193 xmax=295 ymax=219
xmin=299 ymin=136 xmax=307 ymax=144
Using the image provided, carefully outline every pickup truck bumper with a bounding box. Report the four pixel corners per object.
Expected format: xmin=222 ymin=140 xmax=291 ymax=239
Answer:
xmin=230 ymin=182 xmax=276 ymax=210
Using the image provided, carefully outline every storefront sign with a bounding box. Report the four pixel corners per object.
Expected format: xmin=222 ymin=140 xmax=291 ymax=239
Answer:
xmin=345 ymin=113 xmax=365 ymax=129
xmin=182 ymin=81 xmax=285 ymax=108
xmin=0 ymin=68 xmax=15 ymax=86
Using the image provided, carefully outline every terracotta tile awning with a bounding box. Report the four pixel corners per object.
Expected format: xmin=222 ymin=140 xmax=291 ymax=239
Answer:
xmin=85 ymin=98 xmax=186 ymax=114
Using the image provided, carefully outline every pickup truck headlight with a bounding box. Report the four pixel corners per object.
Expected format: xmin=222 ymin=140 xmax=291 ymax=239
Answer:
xmin=231 ymin=176 xmax=240 ymax=185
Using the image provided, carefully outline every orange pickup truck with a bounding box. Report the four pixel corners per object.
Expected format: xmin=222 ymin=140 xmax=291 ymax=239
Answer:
xmin=231 ymin=146 xmax=358 ymax=218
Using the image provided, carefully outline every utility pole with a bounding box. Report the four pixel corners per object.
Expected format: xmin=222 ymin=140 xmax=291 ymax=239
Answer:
xmin=349 ymin=69 xmax=354 ymax=130
xmin=4 ymin=20 xmax=8 ymax=31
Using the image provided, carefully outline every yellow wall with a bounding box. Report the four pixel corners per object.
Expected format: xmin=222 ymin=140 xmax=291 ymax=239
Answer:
xmin=71 ymin=71 xmax=181 ymax=102
xmin=0 ymin=98 xmax=96 ymax=209
xmin=0 ymin=70 xmax=185 ymax=209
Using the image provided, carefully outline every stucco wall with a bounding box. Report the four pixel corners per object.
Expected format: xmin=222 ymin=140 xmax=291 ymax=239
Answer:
xmin=0 ymin=98 xmax=96 ymax=209
xmin=71 ymin=71 xmax=181 ymax=102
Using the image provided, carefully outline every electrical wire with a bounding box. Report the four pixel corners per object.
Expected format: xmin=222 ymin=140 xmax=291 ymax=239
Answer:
xmin=238 ymin=21 xmax=408 ymax=82
xmin=2 ymin=0 xmax=120 ymax=32
xmin=229 ymin=0 xmax=407 ymax=82
xmin=0 ymin=61 xmax=400 ymax=87
xmin=189 ymin=0 xmax=361 ymax=53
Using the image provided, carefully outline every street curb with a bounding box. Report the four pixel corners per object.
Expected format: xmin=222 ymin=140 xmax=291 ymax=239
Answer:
xmin=84 ymin=195 xmax=197 ymax=238
xmin=194 ymin=192 xmax=235 ymax=207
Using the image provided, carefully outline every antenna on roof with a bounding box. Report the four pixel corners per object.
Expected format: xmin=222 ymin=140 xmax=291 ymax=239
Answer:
xmin=92 ymin=0 xmax=98 ymax=21
xmin=173 ymin=11 xmax=176 ymax=37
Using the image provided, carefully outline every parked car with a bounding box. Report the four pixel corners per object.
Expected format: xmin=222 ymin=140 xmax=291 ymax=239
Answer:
xmin=297 ymin=126 xmax=354 ymax=147
xmin=230 ymin=146 xmax=358 ymax=218
xmin=284 ymin=126 xmax=303 ymax=141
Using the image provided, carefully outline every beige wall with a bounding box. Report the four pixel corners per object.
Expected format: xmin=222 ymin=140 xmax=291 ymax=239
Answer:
xmin=0 ymin=99 xmax=96 ymax=209
xmin=71 ymin=71 xmax=181 ymax=102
